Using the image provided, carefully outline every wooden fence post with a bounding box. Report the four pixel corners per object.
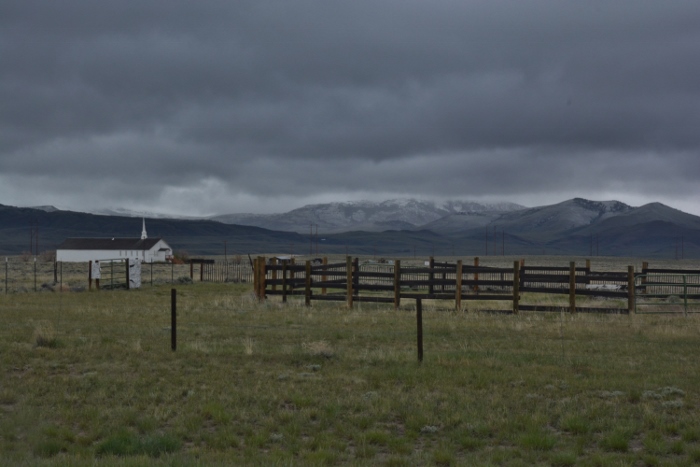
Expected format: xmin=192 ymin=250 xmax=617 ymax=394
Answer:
xmin=513 ymin=260 xmax=520 ymax=314
xmin=416 ymin=298 xmax=424 ymax=363
xmin=628 ymin=265 xmax=635 ymax=314
xmin=455 ymin=260 xmax=463 ymax=312
xmin=322 ymin=257 xmax=327 ymax=296
xmin=281 ymin=260 xmax=288 ymax=303
xmin=88 ymin=260 xmax=93 ymax=291
xmin=642 ymin=261 xmax=648 ymax=294
xmin=394 ymin=259 xmax=401 ymax=310
xmin=346 ymin=256 xmax=353 ymax=309
xmin=474 ymin=257 xmax=479 ymax=293
xmin=585 ymin=259 xmax=591 ymax=286
xmin=428 ymin=257 xmax=435 ymax=296
xmin=305 ymin=260 xmax=312 ymax=306
xmin=569 ymin=261 xmax=576 ymax=313
xmin=253 ymin=258 xmax=258 ymax=298
xmin=126 ymin=258 xmax=130 ymax=290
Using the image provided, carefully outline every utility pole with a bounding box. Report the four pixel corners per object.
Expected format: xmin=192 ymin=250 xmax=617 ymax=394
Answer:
xmin=493 ymin=227 xmax=497 ymax=256
xmin=29 ymin=219 xmax=39 ymax=255
xmin=675 ymin=239 xmax=678 ymax=260
xmin=485 ymin=227 xmax=488 ymax=256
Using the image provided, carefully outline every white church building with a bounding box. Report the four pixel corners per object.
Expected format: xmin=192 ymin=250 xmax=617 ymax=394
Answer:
xmin=56 ymin=219 xmax=173 ymax=263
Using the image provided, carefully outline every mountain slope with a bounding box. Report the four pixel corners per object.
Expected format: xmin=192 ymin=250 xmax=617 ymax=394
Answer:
xmin=552 ymin=203 xmax=700 ymax=256
xmin=0 ymin=204 xmax=307 ymax=255
xmin=480 ymin=198 xmax=634 ymax=240
xmin=212 ymin=199 xmax=524 ymax=233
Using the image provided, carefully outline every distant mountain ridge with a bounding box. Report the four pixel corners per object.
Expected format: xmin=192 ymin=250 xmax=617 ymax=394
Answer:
xmin=211 ymin=199 xmax=525 ymax=233
xmin=488 ymin=198 xmax=635 ymax=239
xmin=1 ymin=198 xmax=699 ymax=257
xmin=91 ymin=207 xmax=196 ymax=219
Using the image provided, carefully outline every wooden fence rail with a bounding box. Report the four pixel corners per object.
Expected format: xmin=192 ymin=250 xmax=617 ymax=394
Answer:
xmin=253 ymin=256 xmax=700 ymax=314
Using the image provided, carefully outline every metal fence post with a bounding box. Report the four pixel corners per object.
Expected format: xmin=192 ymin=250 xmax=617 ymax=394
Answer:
xmin=171 ymin=288 xmax=177 ymax=351
xmin=416 ymin=298 xmax=424 ymax=362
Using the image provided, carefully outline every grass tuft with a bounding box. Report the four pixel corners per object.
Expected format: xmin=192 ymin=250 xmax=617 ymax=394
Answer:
xmin=519 ymin=430 xmax=557 ymax=451
xmin=243 ymin=336 xmax=254 ymax=355
xmin=600 ymin=430 xmax=631 ymax=452
xmin=33 ymin=321 xmax=59 ymax=348
xmin=33 ymin=439 xmax=66 ymax=458
xmin=302 ymin=340 xmax=334 ymax=358
xmin=96 ymin=430 xmax=181 ymax=457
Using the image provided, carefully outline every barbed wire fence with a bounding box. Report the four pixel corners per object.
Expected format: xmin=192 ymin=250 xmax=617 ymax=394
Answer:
xmin=1 ymin=257 xmax=255 ymax=294
xmin=2 ymin=256 xmax=699 ymax=379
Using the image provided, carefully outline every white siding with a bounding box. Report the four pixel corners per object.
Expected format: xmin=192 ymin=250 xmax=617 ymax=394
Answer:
xmin=57 ymin=240 xmax=173 ymax=263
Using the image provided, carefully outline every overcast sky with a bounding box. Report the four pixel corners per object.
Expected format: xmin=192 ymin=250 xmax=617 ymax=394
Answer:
xmin=2 ymin=1 xmax=700 ymax=217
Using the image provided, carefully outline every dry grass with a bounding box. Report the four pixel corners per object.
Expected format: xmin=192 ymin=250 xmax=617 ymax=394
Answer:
xmin=32 ymin=320 xmax=58 ymax=348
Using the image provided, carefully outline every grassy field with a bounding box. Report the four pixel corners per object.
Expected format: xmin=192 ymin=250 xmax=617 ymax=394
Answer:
xmin=2 ymin=279 xmax=700 ymax=465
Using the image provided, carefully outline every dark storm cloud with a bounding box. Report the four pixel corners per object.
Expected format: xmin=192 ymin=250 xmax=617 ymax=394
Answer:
xmin=1 ymin=0 xmax=700 ymax=214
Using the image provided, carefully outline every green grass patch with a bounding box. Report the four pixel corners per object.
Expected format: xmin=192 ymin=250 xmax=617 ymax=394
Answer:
xmin=96 ymin=430 xmax=181 ymax=457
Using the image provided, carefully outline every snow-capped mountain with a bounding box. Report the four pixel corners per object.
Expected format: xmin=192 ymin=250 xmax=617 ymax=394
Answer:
xmin=491 ymin=198 xmax=634 ymax=236
xmin=211 ymin=199 xmax=525 ymax=234
xmin=91 ymin=207 xmax=196 ymax=219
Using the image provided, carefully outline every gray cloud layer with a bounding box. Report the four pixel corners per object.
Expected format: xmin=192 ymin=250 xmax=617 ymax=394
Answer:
xmin=2 ymin=1 xmax=699 ymax=215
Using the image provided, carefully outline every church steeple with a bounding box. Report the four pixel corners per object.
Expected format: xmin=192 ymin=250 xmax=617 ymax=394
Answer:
xmin=141 ymin=218 xmax=148 ymax=240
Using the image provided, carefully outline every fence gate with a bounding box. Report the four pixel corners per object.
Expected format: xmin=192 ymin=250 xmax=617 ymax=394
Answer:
xmin=90 ymin=259 xmax=141 ymax=290
xmin=635 ymin=273 xmax=700 ymax=314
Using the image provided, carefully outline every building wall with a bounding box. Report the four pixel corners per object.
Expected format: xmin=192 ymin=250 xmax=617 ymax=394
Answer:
xmin=57 ymin=241 xmax=172 ymax=263
xmin=149 ymin=240 xmax=173 ymax=262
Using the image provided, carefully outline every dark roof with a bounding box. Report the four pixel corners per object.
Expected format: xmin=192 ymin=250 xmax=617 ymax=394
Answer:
xmin=57 ymin=238 xmax=167 ymax=250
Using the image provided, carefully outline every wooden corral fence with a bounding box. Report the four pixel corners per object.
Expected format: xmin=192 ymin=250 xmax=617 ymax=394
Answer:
xmin=252 ymin=257 xmax=700 ymax=314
